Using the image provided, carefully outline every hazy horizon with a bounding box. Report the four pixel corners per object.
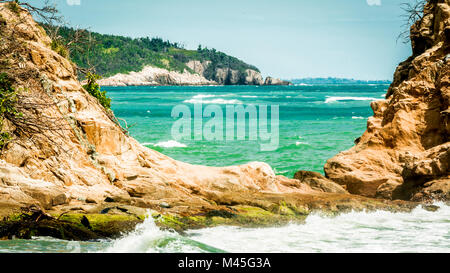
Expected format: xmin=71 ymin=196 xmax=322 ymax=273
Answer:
xmin=28 ymin=0 xmax=413 ymax=80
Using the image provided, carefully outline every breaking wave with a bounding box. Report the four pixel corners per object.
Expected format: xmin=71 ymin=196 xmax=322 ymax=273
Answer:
xmin=149 ymin=140 xmax=187 ymax=148
xmin=324 ymin=96 xmax=381 ymax=103
xmin=183 ymin=94 xmax=242 ymax=104
xmin=99 ymin=202 xmax=450 ymax=253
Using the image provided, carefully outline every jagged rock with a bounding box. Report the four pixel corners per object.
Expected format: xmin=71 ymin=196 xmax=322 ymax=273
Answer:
xmin=264 ymin=76 xmax=291 ymax=86
xmin=186 ymin=60 xmax=211 ymax=75
xmin=325 ymin=0 xmax=450 ymax=200
xmin=245 ymin=69 xmax=264 ymax=85
xmin=294 ymin=171 xmax=348 ymax=194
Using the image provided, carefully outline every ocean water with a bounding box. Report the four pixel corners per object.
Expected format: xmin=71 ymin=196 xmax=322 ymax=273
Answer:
xmin=1 ymin=84 xmax=449 ymax=253
xmin=106 ymin=84 xmax=385 ymax=177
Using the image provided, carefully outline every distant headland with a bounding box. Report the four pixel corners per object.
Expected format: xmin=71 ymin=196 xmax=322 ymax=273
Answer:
xmin=52 ymin=26 xmax=289 ymax=86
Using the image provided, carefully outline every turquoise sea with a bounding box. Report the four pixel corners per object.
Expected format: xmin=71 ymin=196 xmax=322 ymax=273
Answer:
xmin=1 ymin=84 xmax=449 ymax=253
xmin=108 ymin=84 xmax=385 ymax=177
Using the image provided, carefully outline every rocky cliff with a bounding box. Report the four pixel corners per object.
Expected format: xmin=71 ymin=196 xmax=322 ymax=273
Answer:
xmin=324 ymin=0 xmax=449 ymax=201
xmin=96 ymin=65 xmax=216 ymax=86
xmin=0 ymin=3 xmax=414 ymax=239
xmin=99 ymin=60 xmax=289 ymax=86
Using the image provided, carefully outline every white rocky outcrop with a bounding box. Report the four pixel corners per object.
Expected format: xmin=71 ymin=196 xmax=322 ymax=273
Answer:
xmin=97 ymin=66 xmax=217 ymax=86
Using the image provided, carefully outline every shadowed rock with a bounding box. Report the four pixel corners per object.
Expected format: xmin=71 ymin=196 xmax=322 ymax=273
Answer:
xmin=325 ymin=0 xmax=450 ymax=200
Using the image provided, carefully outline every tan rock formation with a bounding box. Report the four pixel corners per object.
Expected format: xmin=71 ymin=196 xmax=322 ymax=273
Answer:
xmin=245 ymin=69 xmax=265 ymax=85
xmin=0 ymin=4 xmax=384 ymax=221
xmin=294 ymin=171 xmax=348 ymax=194
xmin=186 ymin=60 xmax=211 ymax=76
xmin=324 ymin=0 xmax=449 ymax=201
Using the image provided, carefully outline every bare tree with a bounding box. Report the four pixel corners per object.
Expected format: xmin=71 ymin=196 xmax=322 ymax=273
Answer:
xmin=0 ymin=0 xmax=129 ymax=143
xmin=398 ymin=0 xmax=427 ymax=44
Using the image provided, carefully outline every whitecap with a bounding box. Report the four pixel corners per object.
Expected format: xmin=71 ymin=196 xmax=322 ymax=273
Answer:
xmin=296 ymin=141 xmax=309 ymax=146
xmin=352 ymin=116 xmax=366 ymax=119
xmin=184 ymin=98 xmax=243 ymax=104
xmin=154 ymin=140 xmax=187 ymax=148
xmin=324 ymin=96 xmax=381 ymax=103
xmin=184 ymin=94 xmax=241 ymax=104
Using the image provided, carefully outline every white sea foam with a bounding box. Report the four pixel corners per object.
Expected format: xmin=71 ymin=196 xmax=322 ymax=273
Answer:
xmin=141 ymin=142 xmax=155 ymax=146
xmin=352 ymin=116 xmax=366 ymax=119
xmin=189 ymin=94 xmax=216 ymax=99
xmin=296 ymin=141 xmax=309 ymax=146
xmin=184 ymin=94 xmax=242 ymax=104
xmin=185 ymin=202 xmax=450 ymax=253
xmin=154 ymin=140 xmax=187 ymax=148
xmin=103 ymin=216 xmax=206 ymax=253
xmin=324 ymin=96 xmax=381 ymax=103
xmin=102 ymin=203 xmax=450 ymax=253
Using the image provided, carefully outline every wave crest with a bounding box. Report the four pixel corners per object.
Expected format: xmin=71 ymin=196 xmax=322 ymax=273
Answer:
xmin=324 ymin=96 xmax=381 ymax=103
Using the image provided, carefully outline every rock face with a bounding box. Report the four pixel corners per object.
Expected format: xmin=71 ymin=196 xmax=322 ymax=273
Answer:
xmin=324 ymin=0 xmax=450 ymax=201
xmin=98 ymin=52 xmax=290 ymax=86
xmin=186 ymin=60 xmax=211 ymax=76
xmin=99 ymin=63 xmax=292 ymax=87
xmin=96 ymin=66 xmax=217 ymax=86
xmin=98 ymin=63 xmax=272 ymax=86
xmin=0 ymin=4 xmax=416 ymax=229
xmin=294 ymin=171 xmax=348 ymax=194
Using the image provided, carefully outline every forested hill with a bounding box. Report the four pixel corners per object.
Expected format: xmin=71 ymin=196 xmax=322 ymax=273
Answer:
xmin=52 ymin=26 xmax=260 ymax=79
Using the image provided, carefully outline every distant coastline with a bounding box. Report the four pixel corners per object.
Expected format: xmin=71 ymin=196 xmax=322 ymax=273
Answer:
xmin=290 ymin=78 xmax=391 ymax=85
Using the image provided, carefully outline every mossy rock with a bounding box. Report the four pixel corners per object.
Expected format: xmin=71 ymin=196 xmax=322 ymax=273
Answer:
xmin=57 ymin=213 xmax=145 ymax=238
xmin=154 ymin=205 xmax=307 ymax=232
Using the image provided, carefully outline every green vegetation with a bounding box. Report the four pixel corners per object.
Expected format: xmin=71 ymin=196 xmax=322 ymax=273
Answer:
xmin=50 ymin=40 xmax=69 ymax=58
xmin=49 ymin=25 xmax=259 ymax=79
xmin=0 ymin=73 xmax=21 ymax=148
xmin=83 ymin=72 xmax=111 ymax=109
xmin=6 ymin=1 xmax=20 ymax=15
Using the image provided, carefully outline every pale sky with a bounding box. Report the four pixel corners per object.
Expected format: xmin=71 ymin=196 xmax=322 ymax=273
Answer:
xmin=28 ymin=0 xmax=414 ymax=80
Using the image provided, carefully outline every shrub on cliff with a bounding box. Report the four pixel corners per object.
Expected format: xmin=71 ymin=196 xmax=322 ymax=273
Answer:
xmin=0 ymin=72 xmax=21 ymax=148
xmin=50 ymin=40 xmax=69 ymax=58
xmin=83 ymin=72 xmax=111 ymax=109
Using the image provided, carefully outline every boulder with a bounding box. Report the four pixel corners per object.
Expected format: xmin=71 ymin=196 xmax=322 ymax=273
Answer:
xmin=264 ymin=76 xmax=291 ymax=86
xmin=294 ymin=171 xmax=348 ymax=194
